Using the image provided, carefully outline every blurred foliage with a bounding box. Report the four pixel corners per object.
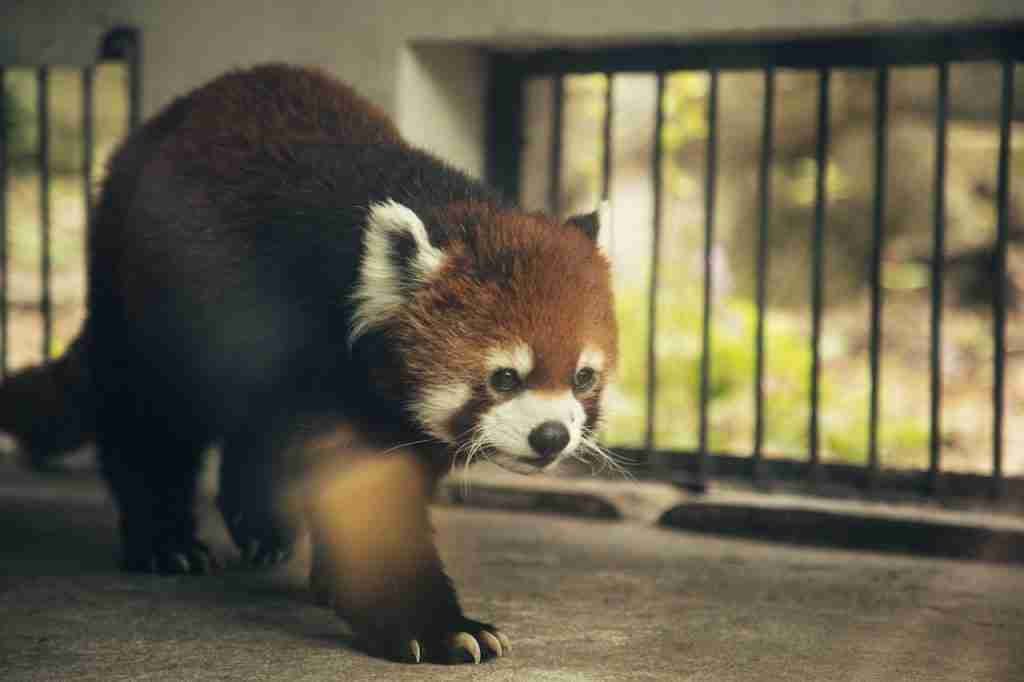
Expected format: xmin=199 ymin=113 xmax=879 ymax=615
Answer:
xmin=2 ymin=66 xmax=127 ymax=369
xmin=556 ymin=67 xmax=1017 ymax=473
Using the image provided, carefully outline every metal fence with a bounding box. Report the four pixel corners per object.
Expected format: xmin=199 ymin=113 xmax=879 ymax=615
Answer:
xmin=2 ymin=25 xmax=1022 ymax=505
xmin=488 ymin=26 xmax=1024 ymax=504
xmin=0 ymin=27 xmax=139 ymax=381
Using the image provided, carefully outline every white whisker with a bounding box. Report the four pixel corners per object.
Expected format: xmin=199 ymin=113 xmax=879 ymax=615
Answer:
xmin=452 ymin=422 xmax=490 ymax=498
xmin=377 ymin=438 xmax=438 ymax=457
xmin=576 ymin=431 xmax=635 ymax=481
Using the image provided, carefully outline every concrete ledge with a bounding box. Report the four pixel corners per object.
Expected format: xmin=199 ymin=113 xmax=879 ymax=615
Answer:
xmin=439 ymin=464 xmax=686 ymax=523
xmin=442 ymin=464 xmax=1024 ymax=565
xmin=660 ymin=503 xmax=1024 ymax=565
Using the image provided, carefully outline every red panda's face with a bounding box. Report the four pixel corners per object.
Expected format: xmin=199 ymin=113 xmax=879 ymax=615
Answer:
xmin=351 ymin=200 xmax=618 ymax=474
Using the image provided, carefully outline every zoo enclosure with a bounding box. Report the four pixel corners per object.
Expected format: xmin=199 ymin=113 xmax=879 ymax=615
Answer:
xmin=488 ymin=26 xmax=1024 ymax=504
xmin=0 ymin=27 xmax=139 ymax=381
xmin=2 ymin=25 xmax=1023 ymax=507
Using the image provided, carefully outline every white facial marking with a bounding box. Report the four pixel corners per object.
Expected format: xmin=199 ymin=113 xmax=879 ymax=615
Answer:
xmin=480 ymin=390 xmax=585 ymax=464
xmin=486 ymin=343 xmax=534 ymax=378
xmin=413 ymin=382 xmax=472 ymax=442
xmin=577 ymin=345 xmax=606 ymax=373
xmin=350 ymin=200 xmax=445 ymax=345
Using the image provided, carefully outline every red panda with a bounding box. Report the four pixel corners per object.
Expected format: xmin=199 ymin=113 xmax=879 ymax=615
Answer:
xmin=0 ymin=64 xmax=618 ymax=664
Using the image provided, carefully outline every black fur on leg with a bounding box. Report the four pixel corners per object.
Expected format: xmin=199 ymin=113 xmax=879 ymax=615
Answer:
xmin=93 ymin=374 xmax=218 ymax=575
xmin=219 ymin=410 xmax=308 ymax=567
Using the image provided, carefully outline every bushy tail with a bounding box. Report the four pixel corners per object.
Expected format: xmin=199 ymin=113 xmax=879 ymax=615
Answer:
xmin=0 ymin=331 xmax=95 ymax=466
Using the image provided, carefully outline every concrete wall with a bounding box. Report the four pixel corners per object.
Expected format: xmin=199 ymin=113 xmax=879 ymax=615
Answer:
xmin=5 ymin=0 xmax=1023 ymax=178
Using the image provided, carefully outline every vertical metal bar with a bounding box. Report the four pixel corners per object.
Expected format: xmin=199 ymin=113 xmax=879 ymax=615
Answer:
xmin=929 ymin=62 xmax=949 ymax=496
xmin=867 ymin=66 xmax=888 ymax=491
xmin=83 ymin=66 xmax=95 ymax=218
xmin=126 ymin=32 xmax=142 ymax=132
xmin=602 ymin=73 xmax=615 ymax=259
xmin=808 ymin=68 xmax=830 ymax=483
xmin=100 ymin=28 xmax=142 ymax=132
xmin=0 ymin=67 xmax=7 ymax=379
xmin=549 ymin=75 xmax=564 ymax=218
xmin=485 ymin=59 xmax=524 ymax=201
xmin=645 ymin=72 xmax=666 ymax=471
xmin=601 ymin=73 xmax=614 ymax=202
xmin=753 ymin=66 xmax=774 ymax=483
xmin=698 ymin=67 xmax=719 ymax=482
xmin=992 ymin=60 xmax=1013 ymax=500
xmin=38 ymin=67 xmax=52 ymax=361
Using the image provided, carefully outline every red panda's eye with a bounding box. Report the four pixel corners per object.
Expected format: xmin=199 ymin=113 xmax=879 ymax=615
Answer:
xmin=573 ymin=368 xmax=597 ymax=392
xmin=490 ymin=368 xmax=522 ymax=393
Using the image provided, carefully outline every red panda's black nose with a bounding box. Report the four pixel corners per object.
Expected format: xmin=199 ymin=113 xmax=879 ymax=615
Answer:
xmin=528 ymin=421 xmax=570 ymax=460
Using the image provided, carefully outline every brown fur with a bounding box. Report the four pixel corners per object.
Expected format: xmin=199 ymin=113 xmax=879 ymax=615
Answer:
xmin=401 ymin=201 xmax=617 ymax=399
xmin=171 ymin=65 xmax=403 ymax=165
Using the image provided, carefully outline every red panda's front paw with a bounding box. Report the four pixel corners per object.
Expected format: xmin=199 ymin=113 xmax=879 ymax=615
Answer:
xmin=310 ymin=580 xmax=511 ymax=664
xmin=392 ymin=618 xmax=511 ymax=664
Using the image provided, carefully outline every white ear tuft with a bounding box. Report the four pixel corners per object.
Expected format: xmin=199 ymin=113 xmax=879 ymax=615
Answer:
xmin=349 ymin=200 xmax=446 ymax=346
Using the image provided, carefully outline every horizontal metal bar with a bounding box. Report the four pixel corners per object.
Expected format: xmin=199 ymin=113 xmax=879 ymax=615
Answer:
xmin=615 ymin=447 xmax=1024 ymax=505
xmin=0 ymin=27 xmax=109 ymax=67
xmin=503 ymin=25 xmax=1024 ymax=75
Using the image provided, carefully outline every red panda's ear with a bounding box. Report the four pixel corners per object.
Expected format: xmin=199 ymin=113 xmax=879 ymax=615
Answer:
xmin=565 ymin=201 xmax=610 ymax=242
xmin=349 ymin=200 xmax=445 ymax=346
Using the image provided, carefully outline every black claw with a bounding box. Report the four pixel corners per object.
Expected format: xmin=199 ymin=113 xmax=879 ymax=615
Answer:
xmin=243 ymin=540 xmax=262 ymax=563
xmin=189 ymin=550 xmax=211 ymax=575
xmin=121 ymin=538 xmax=219 ymax=576
xmin=239 ymin=538 xmax=294 ymax=568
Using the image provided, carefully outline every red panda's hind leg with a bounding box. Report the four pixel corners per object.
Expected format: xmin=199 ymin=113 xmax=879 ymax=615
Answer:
xmin=218 ymin=419 xmax=306 ymax=567
xmin=97 ymin=416 xmax=219 ymax=575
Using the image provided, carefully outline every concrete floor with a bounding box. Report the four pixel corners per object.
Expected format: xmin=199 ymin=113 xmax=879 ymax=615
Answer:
xmin=1 ymin=459 xmax=1023 ymax=681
